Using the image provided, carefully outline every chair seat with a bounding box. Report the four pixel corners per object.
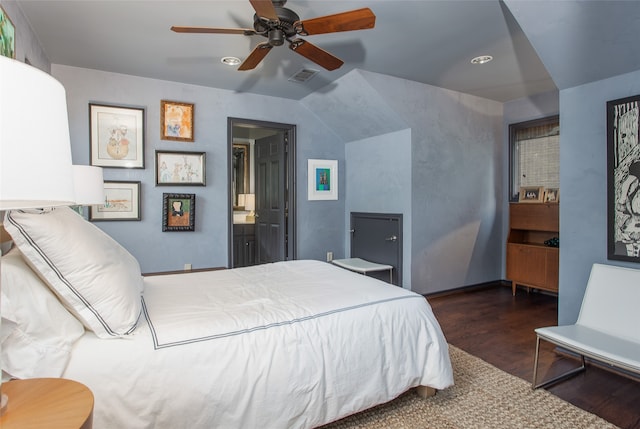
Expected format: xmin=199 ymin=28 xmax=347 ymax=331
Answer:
xmin=536 ymin=325 xmax=640 ymax=374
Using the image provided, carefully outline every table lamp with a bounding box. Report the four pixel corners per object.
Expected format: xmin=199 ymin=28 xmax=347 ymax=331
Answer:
xmin=244 ymin=193 xmax=255 ymax=222
xmin=0 ymin=56 xmax=76 ymax=415
xmin=72 ymin=165 xmax=105 ymax=216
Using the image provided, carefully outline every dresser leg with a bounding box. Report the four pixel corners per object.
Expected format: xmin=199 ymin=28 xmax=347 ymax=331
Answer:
xmin=512 ymin=281 xmax=516 ymax=296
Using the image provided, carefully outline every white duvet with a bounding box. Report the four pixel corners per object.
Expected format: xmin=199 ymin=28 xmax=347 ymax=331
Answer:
xmin=62 ymin=260 xmax=453 ymax=429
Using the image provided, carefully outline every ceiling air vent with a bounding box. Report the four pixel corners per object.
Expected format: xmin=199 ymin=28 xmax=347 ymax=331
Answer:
xmin=288 ymin=68 xmax=319 ymax=83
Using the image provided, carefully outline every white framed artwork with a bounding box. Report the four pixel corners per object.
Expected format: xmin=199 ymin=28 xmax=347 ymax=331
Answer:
xmin=307 ymin=159 xmax=338 ymax=201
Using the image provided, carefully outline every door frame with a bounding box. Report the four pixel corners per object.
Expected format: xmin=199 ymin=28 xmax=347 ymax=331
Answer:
xmin=227 ymin=117 xmax=297 ymax=268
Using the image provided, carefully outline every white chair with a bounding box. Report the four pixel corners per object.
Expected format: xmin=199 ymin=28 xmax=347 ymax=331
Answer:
xmin=532 ymin=263 xmax=640 ymax=389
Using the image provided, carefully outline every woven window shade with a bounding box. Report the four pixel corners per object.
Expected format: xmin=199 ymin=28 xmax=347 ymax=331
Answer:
xmin=515 ymin=122 xmax=559 ymax=191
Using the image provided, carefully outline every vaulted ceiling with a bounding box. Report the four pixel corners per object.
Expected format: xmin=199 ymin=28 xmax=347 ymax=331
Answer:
xmin=15 ymin=1 xmax=640 ymax=102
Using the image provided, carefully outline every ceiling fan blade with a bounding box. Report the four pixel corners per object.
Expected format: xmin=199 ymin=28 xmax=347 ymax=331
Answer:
xmin=295 ymin=8 xmax=376 ymax=36
xmin=171 ymin=26 xmax=256 ymax=36
xmin=249 ymin=0 xmax=279 ymax=20
xmin=289 ymin=39 xmax=344 ymax=71
xmin=238 ymin=42 xmax=273 ymax=71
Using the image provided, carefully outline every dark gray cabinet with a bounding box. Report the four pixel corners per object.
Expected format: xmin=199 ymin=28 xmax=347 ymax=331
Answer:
xmin=233 ymin=223 xmax=256 ymax=268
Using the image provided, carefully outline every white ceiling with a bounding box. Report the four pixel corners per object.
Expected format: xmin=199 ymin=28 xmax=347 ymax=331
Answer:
xmin=14 ymin=1 xmax=640 ymax=103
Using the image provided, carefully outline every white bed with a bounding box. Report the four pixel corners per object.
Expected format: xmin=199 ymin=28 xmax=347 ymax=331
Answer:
xmin=2 ymin=207 xmax=453 ymax=429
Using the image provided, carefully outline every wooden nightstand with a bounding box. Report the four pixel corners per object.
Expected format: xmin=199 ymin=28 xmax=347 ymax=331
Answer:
xmin=0 ymin=378 xmax=94 ymax=429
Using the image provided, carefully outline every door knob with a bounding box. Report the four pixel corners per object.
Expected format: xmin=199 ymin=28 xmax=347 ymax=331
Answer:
xmin=385 ymin=235 xmax=397 ymax=242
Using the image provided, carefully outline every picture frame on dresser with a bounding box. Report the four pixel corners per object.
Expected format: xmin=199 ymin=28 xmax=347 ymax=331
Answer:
xmin=518 ymin=186 xmax=544 ymax=203
xmin=89 ymin=103 xmax=145 ymax=169
xmin=544 ymin=188 xmax=559 ymax=203
xmin=90 ymin=181 xmax=141 ymax=221
xmin=607 ymin=94 xmax=640 ymax=262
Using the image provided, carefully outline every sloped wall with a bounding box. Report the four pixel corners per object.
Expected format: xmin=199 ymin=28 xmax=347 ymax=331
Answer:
xmin=303 ymin=70 xmax=504 ymax=293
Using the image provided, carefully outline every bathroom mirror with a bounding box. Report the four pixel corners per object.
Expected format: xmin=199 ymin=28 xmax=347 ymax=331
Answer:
xmin=232 ymin=143 xmax=249 ymax=208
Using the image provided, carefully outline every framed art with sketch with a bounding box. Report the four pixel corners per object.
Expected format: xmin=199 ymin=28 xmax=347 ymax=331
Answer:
xmin=607 ymin=94 xmax=640 ymax=262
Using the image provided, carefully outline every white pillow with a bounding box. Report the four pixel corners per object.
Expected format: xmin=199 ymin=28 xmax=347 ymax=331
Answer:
xmin=1 ymin=247 xmax=85 ymax=379
xmin=4 ymin=207 xmax=143 ymax=338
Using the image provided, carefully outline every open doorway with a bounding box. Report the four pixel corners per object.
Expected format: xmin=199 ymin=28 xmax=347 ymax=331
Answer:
xmin=227 ymin=118 xmax=296 ymax=268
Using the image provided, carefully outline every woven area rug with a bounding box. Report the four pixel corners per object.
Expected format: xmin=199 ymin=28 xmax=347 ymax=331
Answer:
xmin=321 ymin=345 xmax=618 ymax=429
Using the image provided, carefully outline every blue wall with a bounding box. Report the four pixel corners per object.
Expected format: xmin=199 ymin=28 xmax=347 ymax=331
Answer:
xmin=52 ymin=65 xmax=507 ymax=294
xmin=559 ymin=69 xmax=640 ymax=324
xmin=303 ymin=70 xmax=505 ymax=294
xmin=53 ymin=65 xmax=346 ymax=273
xmin=345 ymin=129 xmax=412 ymax=287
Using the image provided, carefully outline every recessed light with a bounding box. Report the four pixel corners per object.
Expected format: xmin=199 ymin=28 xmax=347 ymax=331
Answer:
xmin=471 ymin=55 xmax=493 ymax=65
xmin=221 ymin=56 xmax=241 ymax=66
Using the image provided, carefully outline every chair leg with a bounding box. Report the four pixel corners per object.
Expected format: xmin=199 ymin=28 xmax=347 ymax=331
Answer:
xmin=532 ymin=335 xmax=587 ymax=389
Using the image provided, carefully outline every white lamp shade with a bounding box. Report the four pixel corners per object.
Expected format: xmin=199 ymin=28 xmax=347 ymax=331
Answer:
xmin=237 ymin=193 xmax=246 ymax=207
xmin=244 ymin=193 xmax=255 ymax=211
xmin=73 ymin=165 xmax=104 ymax=205
xmin=0 ymin=56 xmax=75 ymax=210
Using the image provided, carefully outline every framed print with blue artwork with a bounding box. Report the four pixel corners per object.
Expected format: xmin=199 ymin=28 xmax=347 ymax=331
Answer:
xmin=307 ymin=159 xmax=337 ymax=201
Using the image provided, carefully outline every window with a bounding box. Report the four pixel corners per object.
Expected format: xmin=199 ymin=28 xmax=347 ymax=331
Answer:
xmin=509 ymin=115 xmax=560 ymax=201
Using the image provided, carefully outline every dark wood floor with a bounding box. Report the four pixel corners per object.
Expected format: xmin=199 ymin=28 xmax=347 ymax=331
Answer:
xmin=427 ymin=285 xmax=640 ymax=429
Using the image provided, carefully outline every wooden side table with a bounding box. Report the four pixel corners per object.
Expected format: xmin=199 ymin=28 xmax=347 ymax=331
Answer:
xmin=0 ymin=378 xmax=94 ymax=429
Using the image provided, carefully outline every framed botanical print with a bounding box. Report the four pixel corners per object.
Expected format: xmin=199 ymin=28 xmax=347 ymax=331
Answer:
xmin=163 ymin=193 xmax=195 ymax=231
xmin=160 ymin=100 xmax=194 ymax=142
xmin=607 ymin=94 xmax=640 ymax=261
xmin=89 ymin=181 xmax=141 ymax=221
xmin=90 ymin=103 xmax=145 ymax=168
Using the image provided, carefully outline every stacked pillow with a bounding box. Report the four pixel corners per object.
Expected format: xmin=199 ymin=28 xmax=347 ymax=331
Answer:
xmin=1 ymin=247 xmax=85 ymax=379
xmin=3 ymin=207 xmax=143 ymax=339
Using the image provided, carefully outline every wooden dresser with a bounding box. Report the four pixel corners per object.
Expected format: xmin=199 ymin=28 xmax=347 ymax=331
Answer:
xmin=506 ymin=202 xmax=559 ymax=295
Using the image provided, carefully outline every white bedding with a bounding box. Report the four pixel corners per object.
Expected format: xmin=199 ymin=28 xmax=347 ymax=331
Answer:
xmin=62 ymin=260 xmax=453 ymax=429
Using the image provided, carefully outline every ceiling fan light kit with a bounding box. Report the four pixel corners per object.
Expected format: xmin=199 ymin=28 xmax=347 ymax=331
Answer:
xmin=172 ymin=0 xmax=376 ymax=72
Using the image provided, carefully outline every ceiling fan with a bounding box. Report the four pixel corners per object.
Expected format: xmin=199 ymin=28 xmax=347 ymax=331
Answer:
xmin=171 ymin=0 xmax=376 ymax=71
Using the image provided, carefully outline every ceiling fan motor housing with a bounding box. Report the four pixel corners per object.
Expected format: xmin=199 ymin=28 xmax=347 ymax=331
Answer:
xmin=253 ymin=6 xmax=300 ymax=46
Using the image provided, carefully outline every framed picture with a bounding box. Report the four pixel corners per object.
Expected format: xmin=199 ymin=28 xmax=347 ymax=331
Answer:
xmin=544 ymin=188 xmax=560 ymax=203
xmin=518 ymin=186 xmax=544 ymax=203
xmin=308 ymin=159 xmax=338 ymax=201
xmin=156 ymin=150 xmax=206 ymax=186
xmin=90 ymin=103 xmax=145 ymax=168
xmin=163 ymin=193 xmax=195 ymax=231
xmin=160 ymin=100 xmax=194 ymax=142
xmin=607 ymin=94 xmax=640 ymax=262
xmin=0 ymin=5 xmax=15 ymax=59
xmin=89 ymin=181 xmax=141 ymax=221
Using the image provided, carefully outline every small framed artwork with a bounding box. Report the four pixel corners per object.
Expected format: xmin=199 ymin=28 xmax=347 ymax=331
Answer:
xmin=544 ymin=188 xmax=560 ymax=203
xmin=90 ymin=103 xmax=145 ymax=168
xmin=607 ymin=94 xmax=640 ymax=261
xmin=160 ymin=100 xmax=194 ymax=142
xmin=0 ymin=5 xmax=16 ymax=59
xmin=308 ymin=159 xmax=338 ymax=201
xmin=90 ymin=181 xmax=141 ymax=221
xmin=155 ymin=150 xmax=206 ymax=186
xmin=163 ymin=193 xmax=195 ymax=231
xmin=518 ymin=186 xmax=544 ymax=203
